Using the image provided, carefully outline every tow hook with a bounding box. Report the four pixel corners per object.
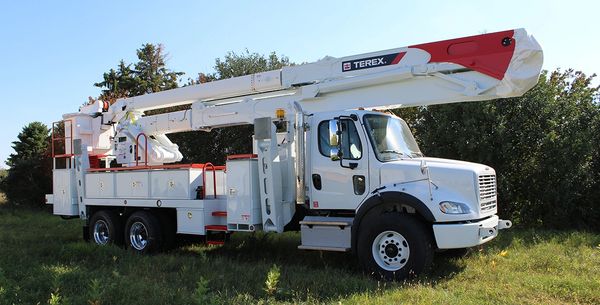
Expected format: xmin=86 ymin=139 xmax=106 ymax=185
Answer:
xmin=479 ymin=227 xmax=497 ymax=239
xmin=498 ymin=219 xmax=512 ymax=230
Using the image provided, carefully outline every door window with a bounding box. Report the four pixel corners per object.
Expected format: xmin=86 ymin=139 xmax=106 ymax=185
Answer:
xmin=318 ymin=120 xmax=362 ymax=160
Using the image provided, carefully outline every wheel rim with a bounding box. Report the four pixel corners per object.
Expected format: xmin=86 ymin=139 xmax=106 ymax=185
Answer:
xmin=93 ymin=220 xmax=111 ymax=245
xmin=129 ymin=221 xmax=149 ymax=251
xmin=372 ymin=230 xmax=410 ymax=271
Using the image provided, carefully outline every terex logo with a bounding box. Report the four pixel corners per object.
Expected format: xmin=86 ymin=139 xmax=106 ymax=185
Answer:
xmin=342 ymin=52 xmax=406 ymax=72
xmin=353 ymin=58 xmax=386 ymax=69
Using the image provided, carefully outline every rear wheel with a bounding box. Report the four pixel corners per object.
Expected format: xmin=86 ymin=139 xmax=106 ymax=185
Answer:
xmin=357 ymin=213 xmax=433 ymax=281
xmin=125 ymin=211 xmax=163 ymax=254
xmin=89 ymin=210 xmax=123 ymax=246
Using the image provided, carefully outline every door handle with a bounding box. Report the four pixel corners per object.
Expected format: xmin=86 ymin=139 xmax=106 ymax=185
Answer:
xmin=312 ymin=174 xmax=322 ymax=190
xmin=353 ymin=175 xmax=366 ymax=195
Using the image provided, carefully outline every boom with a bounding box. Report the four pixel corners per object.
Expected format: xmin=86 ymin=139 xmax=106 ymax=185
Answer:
xmin=69 ymin=28 xmax=542 ymax=165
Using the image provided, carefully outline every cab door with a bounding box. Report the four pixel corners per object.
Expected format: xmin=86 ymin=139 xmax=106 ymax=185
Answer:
xmin=308 ymin=112 xmax=370 ymax=210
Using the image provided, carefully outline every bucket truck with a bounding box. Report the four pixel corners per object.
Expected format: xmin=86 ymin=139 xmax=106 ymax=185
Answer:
xmin=46 ymin=29 xmax=543 ymax=280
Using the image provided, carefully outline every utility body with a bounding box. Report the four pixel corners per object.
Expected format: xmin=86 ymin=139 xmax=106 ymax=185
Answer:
xmin=46 ymin=29 xmax=543 ymax=280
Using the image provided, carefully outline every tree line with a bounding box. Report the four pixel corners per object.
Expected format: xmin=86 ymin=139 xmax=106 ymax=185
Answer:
xmin=1 ymin=44 xmax=598 ymax=230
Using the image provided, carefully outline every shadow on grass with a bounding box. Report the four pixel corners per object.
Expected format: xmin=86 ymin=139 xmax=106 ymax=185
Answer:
xmin=171 ymin=230 xmax=468 ymax=301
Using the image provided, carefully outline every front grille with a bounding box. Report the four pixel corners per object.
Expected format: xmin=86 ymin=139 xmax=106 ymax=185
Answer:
xmin=478 ymin=174 xmax=497 ymax=212
xmin=480 ymin=200 xmax=497 ymax=212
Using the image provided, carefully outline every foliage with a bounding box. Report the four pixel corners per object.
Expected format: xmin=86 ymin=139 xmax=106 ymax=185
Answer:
xmin=48 ymin=289 xmax=64 ymax=305
xmin=171 ymin=50 xmax=292 ymax=164
xmin=0 ymin=122 xmax=52 ymax=207
xmin=94 ymin=44 xmax=184 ymax=104
xmin=0 ymin=169 xmax=6 ymax=187
xmin=395 ymin=69 xmax=600 ymax=230
xmin=192 ymin=277 xmax=213 ymax=305
xmin=0 ymin=207 xmax=598 ymax=305
xmin=214 ymin=50 xmax=291 ymax=79
xmin=263 ymin=264 xmax=281 ymax=297
xmin=92 ymin=61 xmax=137 ymax=103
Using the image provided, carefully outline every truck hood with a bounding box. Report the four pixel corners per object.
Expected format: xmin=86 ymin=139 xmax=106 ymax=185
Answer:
xmin=379 ymin=157 xmax=493 ymax=185
xmin=378 ymin=157 xmax=496 ymax=221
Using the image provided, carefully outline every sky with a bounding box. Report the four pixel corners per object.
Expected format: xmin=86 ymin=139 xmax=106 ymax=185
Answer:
xmin=0 ymin=0 xmax=598 ymax=167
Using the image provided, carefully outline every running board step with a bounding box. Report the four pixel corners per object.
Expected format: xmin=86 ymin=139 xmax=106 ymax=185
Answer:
xmin=299 ymin=216 xmax=353 ymax=252
xmin=212 ymin=211 xmax=227 ymax=217
xmin=205 ymin=225 xmax=228 ymax=232
xmin=298 ymin=245 xmax=350 ymax=252
xmin=299 ymin=219 xmax=352 ymax=228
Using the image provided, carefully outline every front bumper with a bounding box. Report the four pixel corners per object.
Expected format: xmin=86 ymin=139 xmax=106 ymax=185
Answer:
xmin=432 ymin=215 xmax=512 ymax=249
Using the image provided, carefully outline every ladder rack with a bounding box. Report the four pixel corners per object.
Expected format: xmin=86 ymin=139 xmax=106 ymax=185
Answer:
xmin=51 ymin=119 xmax=74 ymax=169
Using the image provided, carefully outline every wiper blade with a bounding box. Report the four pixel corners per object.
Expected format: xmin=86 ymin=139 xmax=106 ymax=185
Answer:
xmin=380 ymin=150 xmax=403 ymax=154
xmin=380 ymin=150 xmax=413 ymax=158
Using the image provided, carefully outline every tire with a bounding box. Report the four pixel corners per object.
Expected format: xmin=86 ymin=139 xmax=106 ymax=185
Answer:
xmin=357 ymin=213 xmax=434 ymax=281
xmin=89 ymin=210 xmax=123 ymax=246
xmin=124 ymin=211 xmax=163 ymax=254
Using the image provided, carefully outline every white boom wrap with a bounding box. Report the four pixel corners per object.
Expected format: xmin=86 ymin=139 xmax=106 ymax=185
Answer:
xmin=71 ymin=28 xmax=542 ymax=165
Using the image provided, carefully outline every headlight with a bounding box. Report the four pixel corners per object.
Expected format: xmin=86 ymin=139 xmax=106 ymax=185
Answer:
xmin=439 ymin=201 xmax=472 ymax=214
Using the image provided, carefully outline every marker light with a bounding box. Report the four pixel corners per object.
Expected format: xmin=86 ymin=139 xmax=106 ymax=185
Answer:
xmin=276 ymin=108 xmax=285 ymax=119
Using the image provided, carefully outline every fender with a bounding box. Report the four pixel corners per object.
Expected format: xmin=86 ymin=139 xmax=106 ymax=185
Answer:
xmin=351 ymin=191 xmax=436 ymax=253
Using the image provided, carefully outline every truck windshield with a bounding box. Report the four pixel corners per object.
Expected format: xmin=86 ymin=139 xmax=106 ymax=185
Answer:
xmin=363 ymin=114 xmax=422 ymax=161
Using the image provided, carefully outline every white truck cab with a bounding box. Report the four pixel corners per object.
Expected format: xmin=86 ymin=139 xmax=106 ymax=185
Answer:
xmin=301 ymin=110 xmax=510 ymax=277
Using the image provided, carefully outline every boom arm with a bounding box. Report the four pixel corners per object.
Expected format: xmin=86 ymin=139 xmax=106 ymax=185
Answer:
xmin=71 ymin=28 xmax=542 ymax=165
xmin=113 ymin=28 xmax=541 ymax=113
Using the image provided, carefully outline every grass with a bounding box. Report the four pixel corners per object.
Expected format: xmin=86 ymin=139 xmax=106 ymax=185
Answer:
xmin=0 ymin=205 xmax=598 ymax=305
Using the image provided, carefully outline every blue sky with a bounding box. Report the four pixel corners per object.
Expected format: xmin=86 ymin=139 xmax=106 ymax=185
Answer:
xmin=0 ymin=0 xmax=598 ymax=167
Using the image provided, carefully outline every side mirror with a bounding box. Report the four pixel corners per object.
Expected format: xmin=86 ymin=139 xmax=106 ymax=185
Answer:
xmin=329 ymin=120 xmax=339 ymax=147
xmin=330 ymin=147 xmax=340 ymax=161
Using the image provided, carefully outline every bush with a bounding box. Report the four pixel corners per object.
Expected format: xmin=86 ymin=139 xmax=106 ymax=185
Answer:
xmin=396 ymin=69 xmax=600 ymax=230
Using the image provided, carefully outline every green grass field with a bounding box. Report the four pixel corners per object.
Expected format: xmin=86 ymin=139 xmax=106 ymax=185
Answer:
xmin=0 ymin=203 xmax=598 ymax=305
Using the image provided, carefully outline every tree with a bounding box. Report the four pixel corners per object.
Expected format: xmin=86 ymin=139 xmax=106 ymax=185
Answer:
xmin=0 ymin=168 xmax=7 ymax=199
xmin=94 ymin=44 xmax=183 ymax=104
xmin=133 ymin=44 xmax=183 ymax=95
xmin=93 ymin=61 xmax=137 ymax=103
xmin=1 ymin=122 xmax=52 ymax=207
xmin=171 ymin=51 xmax=292 ymax=164
xmin=214 ymin=50 xmax=291 ymax=79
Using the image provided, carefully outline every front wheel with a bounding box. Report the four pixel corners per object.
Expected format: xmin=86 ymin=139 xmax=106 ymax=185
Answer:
xmin=357 ymin=213 xmax=433 ymax=281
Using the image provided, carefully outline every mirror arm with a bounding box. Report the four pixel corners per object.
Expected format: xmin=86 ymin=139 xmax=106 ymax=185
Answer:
xmin=340 ymin=160 xmax=358 ymax=169
xmin=329 ymin=117 xmax=358 ymax=170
